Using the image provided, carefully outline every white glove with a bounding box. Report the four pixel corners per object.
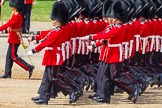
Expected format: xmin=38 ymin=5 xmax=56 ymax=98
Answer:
xmin=87 ymin=45 xmax=93 ymax=52
xmin=27 ymin=37 xmax=33 ymax=42
xmin=27 ymin=50 xmax=33 ymax=56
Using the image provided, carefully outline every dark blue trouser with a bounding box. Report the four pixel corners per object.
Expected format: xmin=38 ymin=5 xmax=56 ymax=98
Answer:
xmin=39 ymin=66 xmax=54 ymax=102
xmin=22 ymin=4 xmax=32 ymax=33
xmin=4 ymin=44 xmax=32 ymax=77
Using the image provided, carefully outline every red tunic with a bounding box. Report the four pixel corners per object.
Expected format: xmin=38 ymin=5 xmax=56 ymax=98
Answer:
xmin=122 ymin=22 xmax=134 ymax=60
xmin=131 ymin=19 xmax=141 ymax=56
xmin=92 ymin=24 xmax=126 ymax=63
xmin=160 ymin=19 xmax=162 ymax=36
xmin=147 ymin=19 xmax=156 ymax=52
xmin=34 ymin=23 xmax=75 ymax=66
xmin=0 ymin=12 xmax=23 ymax=44
xmin=34 ymin=27 xmax=63 ymax=66
xmin=94 ymin=25 xmax=111 ymax=62
xmin=105 ymin=24 xmax=126 ymax=63
xmin=138 ymin=20 xmax=150 ymax=54
xmin=151 ymin=19 xmax=161 ymax=52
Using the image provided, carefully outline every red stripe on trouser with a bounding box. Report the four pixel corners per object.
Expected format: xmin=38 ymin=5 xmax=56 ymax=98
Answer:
xmin=113 ymin=63 xmax=132 ymax=94
xmin=52 ymin=78 xmax=72 ymax=93
xmin=52 ymin=67 xmax=72 ymax=94
xmin=11 ymin=44 xmax=29 ymax=71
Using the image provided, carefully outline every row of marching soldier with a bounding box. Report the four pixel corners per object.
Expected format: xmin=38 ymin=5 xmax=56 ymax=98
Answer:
xmin=27 ymin=0 xmax=162 ymax=105
xmin=1 ymin=0 xmax=162 ymax=105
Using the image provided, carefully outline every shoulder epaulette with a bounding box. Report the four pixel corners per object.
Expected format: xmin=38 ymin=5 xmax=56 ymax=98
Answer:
xmin=71 ymin=20 xmax=75 ymax=23
xmin=77 ymin=18 xmax=83 ymax=23
xmin=153 ymin=19 xmax=156 ymax=21
xmin=140 ymin=20 xmax=145 ymax=24
xmin=105 ymin=26 xmax=111 ymax=33
xmin=99 ymin=19 xmax=102 ymax=22
xmin=129 ymin=21 xmax=133 ymax=24
xmin=93 ymin=19 xmax=97 ymax=23
xmin=84 ymin=19 xmax=89 ymax=24
xmin=110 ymin=24 xmax=114 ymax=27
xmin=115 ymin=23 xmax=122 ymax=28
xmin=123 ymin=23 xmax=127 ymax=26
xmin=132 ymin=18 xmax=136 ymax=22
xmin=55 ymin=26 xmax=60 ymax=31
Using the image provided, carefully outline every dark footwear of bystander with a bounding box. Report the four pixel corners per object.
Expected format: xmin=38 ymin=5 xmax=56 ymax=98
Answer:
xmin=0 ymin=75 xmax=11 ymax=79
xmin=29 ymin=66 xmax=35 ymax=79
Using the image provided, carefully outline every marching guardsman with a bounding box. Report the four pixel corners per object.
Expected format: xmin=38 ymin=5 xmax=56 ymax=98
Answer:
xmin=73 ymin=0 xmax=107 ymax=67
xmin=28 ymin=1 xmax=79 ymax=104
xmin=145 ymin=0 xmax=162 ymax=87
xmin=154 ymin=0 xmax=162 ymax=64
xmin=28 ymin=0 xmax=109 ymax=104
xmin=0 ymin=0 xmax=34 ymax=79
xmin=148 ymin=0 xmax=162 ymax=65
xmin=122 ymin=0 xmax=151 ymax=94
xmin=82 ymin=0 xmax=140 ymax=103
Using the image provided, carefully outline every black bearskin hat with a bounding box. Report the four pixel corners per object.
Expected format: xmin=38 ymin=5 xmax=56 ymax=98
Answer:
xmin=69 ymin=0 xmax=83 ymax=20
xmin=158 ymin=6 xmax=162 ymax=18
xmin=102 ymin=0 xmax=114 ymax=17
xmin=9 ymin=0 xmax=24 ymax=12
xmin=89 ymin=0 xmax=103 ymax=18
xmin=137 ymin=0 xmax=155 ymax=19
xmin=106 ymin=0 xmax=129 ymax=23
xmin=95 ymin=0 xmax=104 ymax=18
xmin=138 ymin=0 xmax=149 ymax=18
xmin=80 ymin=0 xmax=91 ymax=18
xmin=157 ymin=0 xmax=162 ymax=18
xmin=75 ymin=0 xmax=85 ymax=12
xmin=61 ymin=0 xmax=84 ymax=21
xmin=132 ymin=0 xmax=143 ymax=18
xmin=133 ymin=0 xmax=150 ymax=18
xmin=51 ymin=1 xmax=68 ymax=25
xmin=61 ymin=0 xmax=77 ymax=21
xmin=152 ymin=0 xmax=162 ymax=17
xmin=123 ymin=0 xmax=136 ymax=20
xmin=146 ymin=0 xmax=156 ymax=19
